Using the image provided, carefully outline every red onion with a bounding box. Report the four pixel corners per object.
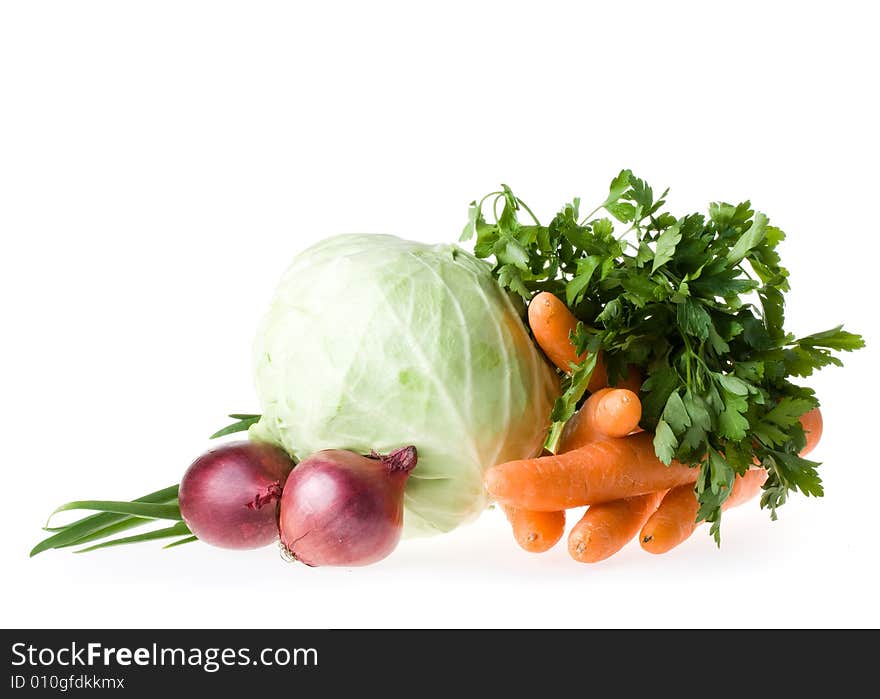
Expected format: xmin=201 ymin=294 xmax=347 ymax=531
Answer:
xmin=279 ymin=446 xmax=417 ymax=566
xmin=179 ymin=441 xmax=294 ymax=549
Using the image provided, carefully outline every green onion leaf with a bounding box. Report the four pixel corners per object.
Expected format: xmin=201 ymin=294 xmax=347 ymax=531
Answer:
xmin=210 ymin=413 xmax=261 ymax=439
xmin=49 ymin=500 xmax=181 ymax=523
xmin=74 ymin=522 xmax=192 ymax=553
xmin=55 ymin=517 xmax=153 ymax=549
xmin=31 ymin=484 xmax=179 ymax=557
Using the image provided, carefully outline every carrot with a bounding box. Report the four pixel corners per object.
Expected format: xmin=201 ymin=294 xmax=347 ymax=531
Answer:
xmin=591 ymin=388 xmax=642 ymax=439
xmin=640 ymin=415 xmax=822 ymax=556
xmin=638 ymin=485 xmax=698 ymax=555
xmin=640 ymin=469 xmax=768 ymax=554
xmin=527 ymin=291 xmax=608 ymax=391
xmin=558 ymin=388 xmax=653 ymax=562
xmin=499 ymin=385 xmax=642 ymax=554
xmin=495 ymin=361 xmax=646 ymax=555
xmin=500 ymin=387 xmax=644 ymax=554
xmin=560 ymin=388 xmax=641 ymax=451
xmin=800 ymin=407 xmax=823 ymax=457
xmin=559 ymin=388 xmax=613 ymax=447
xmin=499 ymin=390 xmax=616 ymax=554
xmin=723 ymin=468 xmax=769 ymax=509
xmin=527 ymin=291 xmax=645 ymax=398
xmin=501 ymin=505 xmax=566 ymax=553
xmin=485 ymin=431 xmax=698 ymax=511
xmin=568 ymin=491 xmax=665 ymax=563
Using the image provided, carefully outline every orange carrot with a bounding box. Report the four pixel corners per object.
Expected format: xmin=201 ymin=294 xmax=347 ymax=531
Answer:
xmin=501 ymin=505 xmax=566 ymax=553
xmin=501 ymin=384 xmax=641 ymax=554
xmin=724 ymin=468 xmax=769 ymax=508
xmin=640 ymin=413 xmax=822 ymax=555
xmin=560 ymin=388 xmax=641 ymax=451
xmin=496 ymin=329 xmax=645 ymax=555
xmin=638 ymin=485 xmax=698 ymax=554
xmin=592 ymin=389 xmax=642 ymax=439
xmin=800 ymin=407 xmax=823 ymax=457
xmin=559 ymin=388 xmax=613 ymax=448
xmin=527 ymin=291 xmax=607 ymax=391
xmin=500 ymin=390 xmax=618 ymax=554
xmin=527 ymin=291 xmax=644 ymax=397
xmin=568 ymin=491 xmax=665 ymax=563
xmin=485 ymin=431 xmax=698 ymax=511
xmin=501 ymin=386 xmax=643 ymax=554
xmin=640 ymin=469 xmax=768 ymax=554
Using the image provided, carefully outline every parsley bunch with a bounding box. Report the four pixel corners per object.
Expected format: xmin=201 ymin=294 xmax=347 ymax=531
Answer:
xmin=462 ymin=171 xmax=864 ymax=541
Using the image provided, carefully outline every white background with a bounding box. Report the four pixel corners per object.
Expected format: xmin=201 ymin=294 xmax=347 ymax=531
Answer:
xmin=2 ymin=1 xmax=878 ymax=629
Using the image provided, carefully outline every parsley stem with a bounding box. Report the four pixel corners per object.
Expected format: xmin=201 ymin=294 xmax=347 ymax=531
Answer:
xmin=515 ymin=198 xmax=541 ymax=226
xmin=737 ymin=263 xmax=756 ymax=281
xmin=478 ymin=191 xmax=503 ymax=210
xmin=473 ymin=191 xmax=503 ymax=226
xmin=579 ymin=202 xmax=604 ymax=225
xmin=682 ymin=334 xmax=694 ymax=387
xmin=663 ymin=269 xmax=683 ymax=285
xmin=615 ymin=223 xmax=637 ymax=242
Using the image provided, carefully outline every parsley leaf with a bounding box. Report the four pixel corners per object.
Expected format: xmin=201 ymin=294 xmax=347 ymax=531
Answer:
xmin=652 ymin=221 xmax=682 ymax=273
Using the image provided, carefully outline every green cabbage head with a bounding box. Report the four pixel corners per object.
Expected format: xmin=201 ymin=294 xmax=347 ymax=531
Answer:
xmin=250 ymin=234 xmax=558 ymax=535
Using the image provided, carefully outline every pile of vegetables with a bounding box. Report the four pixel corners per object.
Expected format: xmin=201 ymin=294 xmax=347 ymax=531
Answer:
xmin=465 ymin=171 xmax=862 ymax=559
xmin=31 ymin=171 xmax=863 ymax=566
